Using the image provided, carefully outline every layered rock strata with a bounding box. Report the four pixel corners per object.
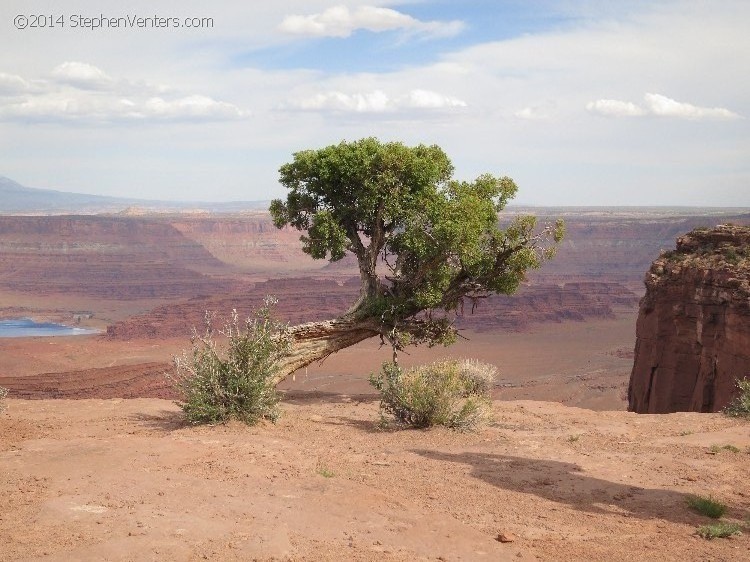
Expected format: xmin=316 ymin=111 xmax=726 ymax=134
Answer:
xmin=628 ymin=225 xmax=750 ymax=413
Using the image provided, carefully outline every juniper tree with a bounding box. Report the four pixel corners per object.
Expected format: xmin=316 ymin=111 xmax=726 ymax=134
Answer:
xmin=269 ymin=138 xmax=563 ymax=382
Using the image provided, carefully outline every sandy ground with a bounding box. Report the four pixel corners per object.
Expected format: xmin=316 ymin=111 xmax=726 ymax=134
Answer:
xmin=0 ymin=313 xmax=636 ymax=410
xmin=281 ymin=313 xmax=637 ymax=411
xmin=3 ymin=309 xmax=747 ymax=561
xmin=1 ymin=397 xmax=749 ymax=562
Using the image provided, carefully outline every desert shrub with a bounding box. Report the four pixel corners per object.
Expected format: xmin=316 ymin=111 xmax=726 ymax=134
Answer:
xmin=723 ymin=378 xmax=750 ymax=418
xmin=172 ymin=297 xmax=290 ymax=426
xmin=369 ymin=359 xmax=494 ymax=431
xmin=687 ymin=495 xmax=727 ymax=519
xmin=457 ymin=358 xmax=497 ymax=395
xmin=0 ymin=386 xmax=7 ymax=412
xmin=696 ymin=521 xmax=742 ymax=540
xmin=723 ymin=247 xmax=741 ymax=265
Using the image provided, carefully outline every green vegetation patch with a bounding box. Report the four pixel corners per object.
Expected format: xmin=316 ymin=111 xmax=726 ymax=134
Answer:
xmin=696 ymin=521 xmax=742 ymax=540
xmin=724 ymin=378 xmax=750 ymax=419
xmin=172 ymin=297 xmax=290 ymax=426
xmin=316 ymin=466 xmax=335 ymax=478
xmin=369 ymin=359 xmax=496 ymax=431
xmin=687 ymin=495 xmax=727 ymax=519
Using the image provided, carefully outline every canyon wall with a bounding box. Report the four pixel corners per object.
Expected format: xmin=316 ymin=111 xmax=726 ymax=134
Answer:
xmin=2 ymin=212 xmax=747 ymax=302
xmin=169 ymin=216 xmax=319 ymax=272
xmin=527 ymin=213 xmax=750 ymax=289
xmin=106 ymin=278 xmax=637 ymax=340
xmin=628 ymin=225 xmax=750 ymax=413
xmin=0 ymin=216 xmax=237 ymax=298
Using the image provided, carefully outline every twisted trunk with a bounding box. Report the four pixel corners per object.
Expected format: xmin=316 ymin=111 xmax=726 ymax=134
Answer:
xmin=273 ymin=316 xmax=382 ymax=385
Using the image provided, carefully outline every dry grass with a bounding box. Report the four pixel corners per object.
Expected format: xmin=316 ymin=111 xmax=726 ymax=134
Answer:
xmin=369 ymin=359 xmax=495 ymax=431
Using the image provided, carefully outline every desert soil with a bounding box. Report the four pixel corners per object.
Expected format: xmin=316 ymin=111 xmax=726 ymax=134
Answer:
xmin=0 ymin=313 xmax=637 ymax=410
xmin=1 ymin=396 xmax=749 ymax=562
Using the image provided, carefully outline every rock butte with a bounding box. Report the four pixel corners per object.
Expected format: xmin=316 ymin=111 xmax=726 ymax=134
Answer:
xmin=629 ymin=224 xmax=750 ymax=413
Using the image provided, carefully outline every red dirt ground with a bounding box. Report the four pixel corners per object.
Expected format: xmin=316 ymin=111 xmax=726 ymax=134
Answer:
xmin=1 ymin=398 xmax=748 ymax=561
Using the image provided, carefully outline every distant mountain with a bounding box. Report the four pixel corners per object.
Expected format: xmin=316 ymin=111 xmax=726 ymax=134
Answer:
xmin=0 ymin=176 xmax=269 ymax=214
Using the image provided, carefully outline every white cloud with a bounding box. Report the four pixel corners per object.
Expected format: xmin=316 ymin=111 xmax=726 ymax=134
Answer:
xmin=586 ymin=93 xmax=740 ymax=120
xmin=644 ymin=93 xmax=740 ymax=120
xmin=585 ymin=99 xmax=647 ymax=117
xmin=294 ymin=90 xmax=390 ymax=112
xmin=0 ymin=72 xmax=32 ymax=95
xmin=278 ymin=5 xmax=464 ymax=39
xmin=0 ymin=64 xmax=248 ymax=123
xmin=141 ymin=95 xmax=247 ymax=120
xmin=403 ymin=89 xmax=466 ymax=109
xmin=51 ymin=62 xmax=114 ymax=90
xmin=287 ymin=88 xmax=466 ymax=113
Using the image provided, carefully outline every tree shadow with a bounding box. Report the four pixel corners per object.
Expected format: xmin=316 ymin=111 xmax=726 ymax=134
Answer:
xmin=131 ymin=410 xmax=189 ymax=432
xmin=411 ymin=449 xmax=717 ymax=525
xmin=281 ymin=390 xmax=379 ymax=405
xmin=325 ymin=415 xmax=387 ymax=434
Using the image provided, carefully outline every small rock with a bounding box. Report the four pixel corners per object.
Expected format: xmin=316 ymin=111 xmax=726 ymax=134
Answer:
xmin=496 ymin=532 xmax=516 ymax=543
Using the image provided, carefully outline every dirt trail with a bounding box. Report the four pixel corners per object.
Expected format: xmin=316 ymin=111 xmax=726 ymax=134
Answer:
xmin=1 ymin=398 xmax=748 ymax=561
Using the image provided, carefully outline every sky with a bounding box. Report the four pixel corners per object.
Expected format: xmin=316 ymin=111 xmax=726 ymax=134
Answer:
xmin=0 ymin=0 xmax=748 ymax=206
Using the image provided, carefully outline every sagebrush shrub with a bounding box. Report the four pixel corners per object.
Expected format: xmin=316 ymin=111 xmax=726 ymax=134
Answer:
xmin=724 ymin=378 xmax=750 ymax=418
xmin=369 ymin=359 xmax=495 ymax=430
xmin=457 ymin=358 xmax=498 ymax=395
xmin=0 ymin=386 xmax=7 ymax=412
xmin=173 ymin=297 xmax=290 ymax=425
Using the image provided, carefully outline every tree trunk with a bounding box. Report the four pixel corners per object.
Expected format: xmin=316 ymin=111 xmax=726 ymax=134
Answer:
xmin=273 ymin=316 xmax=382 ymax=385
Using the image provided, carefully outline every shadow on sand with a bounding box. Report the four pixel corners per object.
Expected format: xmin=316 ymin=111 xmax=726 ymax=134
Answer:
xmin=411 ymin=449 xmax=723 ymax=525
xmin=281 ymin=390 xmax=379 ymax=405
xmin=132 ymin=410 xmax=189 ymax=432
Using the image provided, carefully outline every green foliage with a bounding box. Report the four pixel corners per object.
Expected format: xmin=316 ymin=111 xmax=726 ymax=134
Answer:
xmin=173 ymin=298 xmax=290 ymax=426
xmin=273 ymin=138 xmax=454 ymax=262
xmin=724 ymin=378 xmax=750 ymax=418
xmin=687 ymin=495 xmax=727 ymax=519
xmin=696 ymin=522 xmax=742 ymax=540
xmin=723 ymin=247 xmax=740 ymax=265
xmin=369 ymin=359 xmax=495 ymax=431
xmin=0 ymin=385 xmax=7 ymax=412
xmin=316 ymin=464 xmax=335 ymax=478
xmin=661 ymin=250 xmax=683 ymax=264
xmin=271 ymin=138 xmax=563 ymax=351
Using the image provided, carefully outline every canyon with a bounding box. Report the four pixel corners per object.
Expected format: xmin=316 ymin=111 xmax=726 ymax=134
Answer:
xmin=1 ymin=209 xmax=748 ymax=406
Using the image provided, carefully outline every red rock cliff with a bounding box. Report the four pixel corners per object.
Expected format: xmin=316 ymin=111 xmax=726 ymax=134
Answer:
xmin=628 ymin=225 xmax=750 ymax=413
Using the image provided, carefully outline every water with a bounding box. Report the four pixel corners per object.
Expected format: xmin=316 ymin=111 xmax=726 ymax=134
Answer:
xmin=0 ymin=318 xmax=98 ymax=338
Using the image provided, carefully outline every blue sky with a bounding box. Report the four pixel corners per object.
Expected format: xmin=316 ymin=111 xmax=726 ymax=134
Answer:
xmin=237 ymin=1 xmax=579 ymax=73
xmin=0 ymin=1 xmax=748 ymax=206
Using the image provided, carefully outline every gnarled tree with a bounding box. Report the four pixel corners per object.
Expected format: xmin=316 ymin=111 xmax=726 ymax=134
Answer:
xmin=270 ymin=138 xmax=563 ymax=383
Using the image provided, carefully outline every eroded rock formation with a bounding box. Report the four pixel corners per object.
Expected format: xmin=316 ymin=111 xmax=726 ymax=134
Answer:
xmin=105 ymin=278 xmax=637 ymax=340
xmin=628 ymin=225 xmax=750 ymax=413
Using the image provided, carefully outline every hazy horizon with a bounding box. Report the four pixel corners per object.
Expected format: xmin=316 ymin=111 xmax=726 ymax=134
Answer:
xmin=5 ymin=173 xmax=750 ymax=214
